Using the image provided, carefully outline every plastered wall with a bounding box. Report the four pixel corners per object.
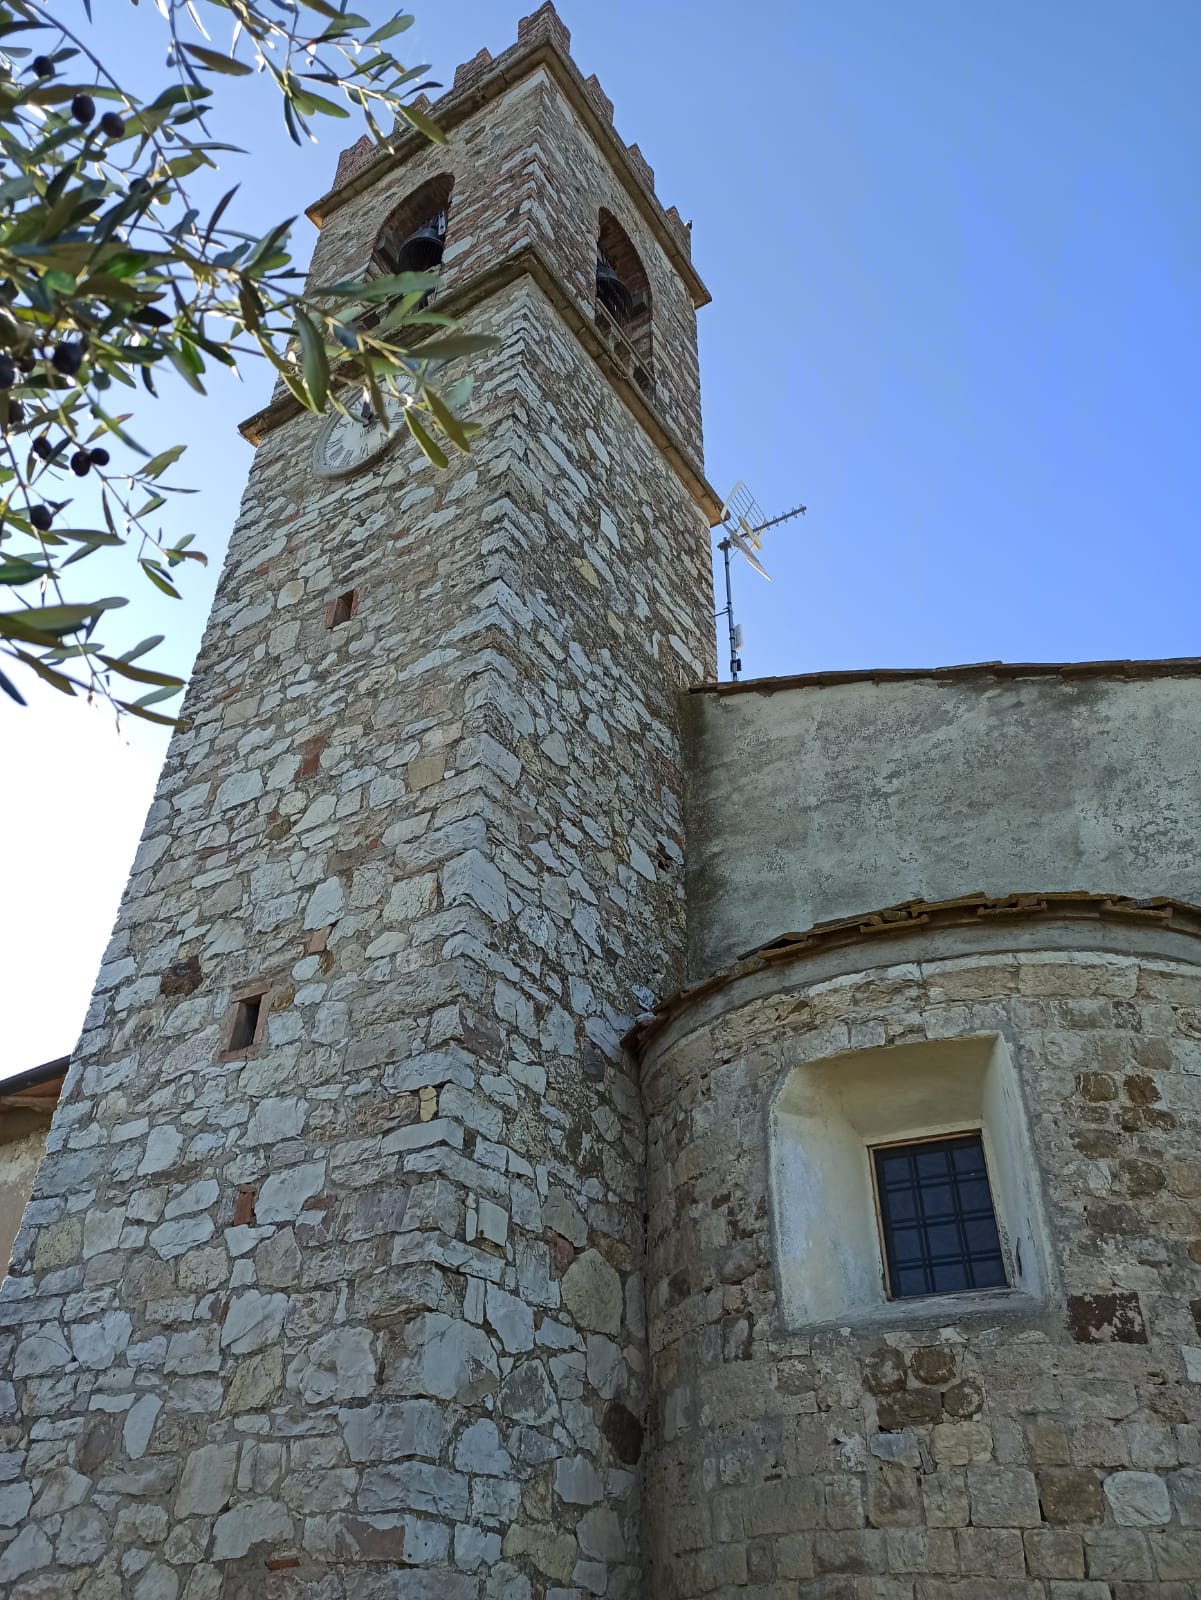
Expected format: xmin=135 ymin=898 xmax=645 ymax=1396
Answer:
xmin=683 ymin=669 xmax=1201 ymax=978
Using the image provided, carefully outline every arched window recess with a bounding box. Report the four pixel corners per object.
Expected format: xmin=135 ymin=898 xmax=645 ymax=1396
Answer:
xmin=595 ymin=209 xmax=653 ymax=396
xmin=371 ymin=174 xmax=454 ymax=290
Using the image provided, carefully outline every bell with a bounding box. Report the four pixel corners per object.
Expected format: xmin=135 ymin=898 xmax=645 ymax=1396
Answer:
xmin=596 ymin=256 xmax=635 ymax=324
xmin=390 ymin=220 xmax=446 ymax=274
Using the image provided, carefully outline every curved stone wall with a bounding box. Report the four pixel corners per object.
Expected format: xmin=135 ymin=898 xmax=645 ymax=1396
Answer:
xmin=642 ymin=926 xmax=1201 ymax=1597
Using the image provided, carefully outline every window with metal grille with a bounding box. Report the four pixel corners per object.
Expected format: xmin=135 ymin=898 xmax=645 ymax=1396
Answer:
xmin=872 ymin=1132 xmax=1007 ymax=1299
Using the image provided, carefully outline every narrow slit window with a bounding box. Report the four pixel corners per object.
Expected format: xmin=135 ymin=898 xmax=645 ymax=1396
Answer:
xmin=872 ymin=1132 xmax=1007 ymax=1300
xmin=326 ymin=590 xmax=357 ymax=629
xmin=223 ymin=988 xmax=267 ymax=1057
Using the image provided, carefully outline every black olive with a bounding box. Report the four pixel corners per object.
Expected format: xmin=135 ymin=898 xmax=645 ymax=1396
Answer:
xmin=99 ymin=111 xmax=125 ymax=140
xmin=89 ymin=446 xmax=111 ymax=467
xmin=30 ymin=504 xmax=53 ymax=532
xmin=0 ymin=354 xmax=13 ymax=390
xmin=32 ymin=435 xmax=53 ymax=460
xmin=51 ymin=341 xmax=84 ymax=376
xmin=31 ymin=56 xmax=52 ymax=78
xmin=71 ymin=94 xmax=95 ymax=126
xmin=71 ymin=450 xmax=91 ymax=477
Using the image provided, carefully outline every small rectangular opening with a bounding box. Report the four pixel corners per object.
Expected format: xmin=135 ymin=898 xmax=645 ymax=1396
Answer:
xmin=326 ymin=589 xmax=357 ymax=629
xmin=871 ymin=1131 xmax=1007 ymax=1300
xmin=220 ymin=983 xmax=269 ymax=1060
xmin=228 ymin=994 xmax=261 ymax=1053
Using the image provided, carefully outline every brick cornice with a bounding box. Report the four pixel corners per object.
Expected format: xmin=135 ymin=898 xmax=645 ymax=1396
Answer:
xmin=304 ymin=35 xmax=710 ymax=311
xmin=238 ymin=244 xmax=724 ymax=526
xmin=625 ymin=891 xmax=1201 ymax=1059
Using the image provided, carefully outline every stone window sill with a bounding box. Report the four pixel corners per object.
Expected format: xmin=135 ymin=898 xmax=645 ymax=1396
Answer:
xmin=789 ymin=1287 xmax=1047 ymax=1339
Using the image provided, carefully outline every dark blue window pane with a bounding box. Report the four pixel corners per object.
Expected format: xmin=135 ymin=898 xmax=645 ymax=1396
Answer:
xmin=915 ymin=1148 xmax=950 ymax=1179
xmin=957 ymin=1178 xmax=992 ymax=1211
xmin=932 ymin=1260 xmax=969 ymax=1292
xmin=952 ymin=1142 xmax=988 ymax=1177
xmin=891 ymin=1227 xmax=923 ymax=1264
xmin=971 ymin=1255 xmax=1008 ymax=1289
xmin=874 ymin=1134 xmax=1007 ymax=1302
xmin=926 ymin=1223 xmax=962 ymax=1258
xmin=920 ymin=1183 xmax=956 ymax=1218
xmin=878 ymin=1151 xmax=912 ymax=1186
xmin=964 ymin=1216 xmax=1001 ymax=1253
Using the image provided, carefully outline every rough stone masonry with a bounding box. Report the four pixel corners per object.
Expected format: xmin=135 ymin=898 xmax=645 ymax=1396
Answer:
xmin=0 ymin=9 xmax=716 ymax=1598
xmin=4 ymin=7 xmax=1201 ymax=1600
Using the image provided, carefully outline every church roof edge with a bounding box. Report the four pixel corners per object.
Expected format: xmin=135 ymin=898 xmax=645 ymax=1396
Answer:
xmin=693 ymin=657 xmax=1201 ymax=697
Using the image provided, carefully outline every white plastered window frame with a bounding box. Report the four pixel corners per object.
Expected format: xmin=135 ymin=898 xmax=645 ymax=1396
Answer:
xmin=768 ymin=1033 xmax=1053 ymax=1330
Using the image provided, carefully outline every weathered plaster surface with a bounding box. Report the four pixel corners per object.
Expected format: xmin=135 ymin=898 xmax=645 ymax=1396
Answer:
xmin=684 ymin=673 xmax=1201 ymax=977
xmin=0 ymin=1115 xmax=51 ymax=1276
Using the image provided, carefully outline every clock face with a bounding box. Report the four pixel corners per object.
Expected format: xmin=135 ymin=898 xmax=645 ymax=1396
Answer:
xmin=312 ymin=392 xmax=409 ymax=479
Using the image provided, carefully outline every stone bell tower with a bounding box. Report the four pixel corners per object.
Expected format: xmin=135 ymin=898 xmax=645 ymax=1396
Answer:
xmin=0 ymin=8 xmax=717 ymax=1596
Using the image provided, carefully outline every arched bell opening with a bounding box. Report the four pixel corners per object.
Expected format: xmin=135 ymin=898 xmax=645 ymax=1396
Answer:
xmin=595 ymin=209 xmax=653 ymax=395
xmin=373 ymin=174 xmax=455 ymax=285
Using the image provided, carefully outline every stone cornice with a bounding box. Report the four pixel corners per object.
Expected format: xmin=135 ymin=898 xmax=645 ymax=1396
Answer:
xmin=238 ymin=245 xmax=723 ymax=526
xmin=693 ymin=657 xmax=1201 ymax=696
xmin=625 ymin=891 xmax=1201 ymax=1060
xmin=304 ymin=35 xmax=710 ymax=311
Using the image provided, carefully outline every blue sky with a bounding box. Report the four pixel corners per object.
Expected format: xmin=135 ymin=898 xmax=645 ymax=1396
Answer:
xmin=3 ymin=0 xmax=1199 ymax=1068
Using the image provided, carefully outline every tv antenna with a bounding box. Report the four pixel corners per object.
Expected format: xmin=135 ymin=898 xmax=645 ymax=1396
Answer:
xmin=716 ymin=481 xmax=807 ymax=680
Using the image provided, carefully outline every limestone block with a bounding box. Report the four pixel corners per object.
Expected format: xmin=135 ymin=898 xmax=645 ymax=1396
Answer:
xmin=555 ymin=1455 xmax=604 ymax=1505
xmin=221 ymin=1290 xmax=288 ymax=1355
xmin=454 ymin=1419 xmax=512 ymax=1477
xmin=340 ymin=1399 xmax=444 ymax=1464
xmin=0 ymin=1525 xmax=54 ymax=1582
xmin=560 ymin=1249 xmax=622 ymax=1335
xmin=211 ymin=1497 xmax=292 ymax=1560
xmin=359 ymin=1462 xmax=468 ymax=1519
xmin=485 ymin=1283 xmax=534 ymax=1353
xmin=391 ymin=1313 xmax=499 ymax=1404
xmin=1170 ymin=1465 xmax=1201 ymax=1526
xmin=14 ymin=1324 xmax=71 ymax=1377
xmin=255 ymin=1161 xmax=325 ymax=1223
xmin=931 ymin=1422 xmax=994 ymax=1467
xmin=0 ymin=1480 xmax=32 ymax=1527
xmin=1103 ymin=1471 xmax=1172 ymax=1526
xmin=55 ymin=1505 xmax=107 ymax=1567
xmin=286 ymin=1327 xmax=375 ymax=1403
xmin=226 ymin=1349 xmax=283 ymax=1414
xmin=1024 ymin=1528 xmax=1085 ymax=1579
xmin=498 ymin=1363 xmax=559 ymax=1427
xmin=123 ymin=1394 xmax=161 ymax=1458
xmin=64 ymin=1308 xmax=128 ymax=1369
xmin=149 ymin=1215 xmax=215 ymax=1259
xmin=176 ymin=1444 xmax=239 ymax=1517
xmin=1038 ymin=1468 xmax=1105 ymax=1525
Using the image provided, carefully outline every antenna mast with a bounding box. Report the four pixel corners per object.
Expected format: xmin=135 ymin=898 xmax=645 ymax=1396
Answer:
xmin=716 ymin=482 xmax=807 ymax=680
